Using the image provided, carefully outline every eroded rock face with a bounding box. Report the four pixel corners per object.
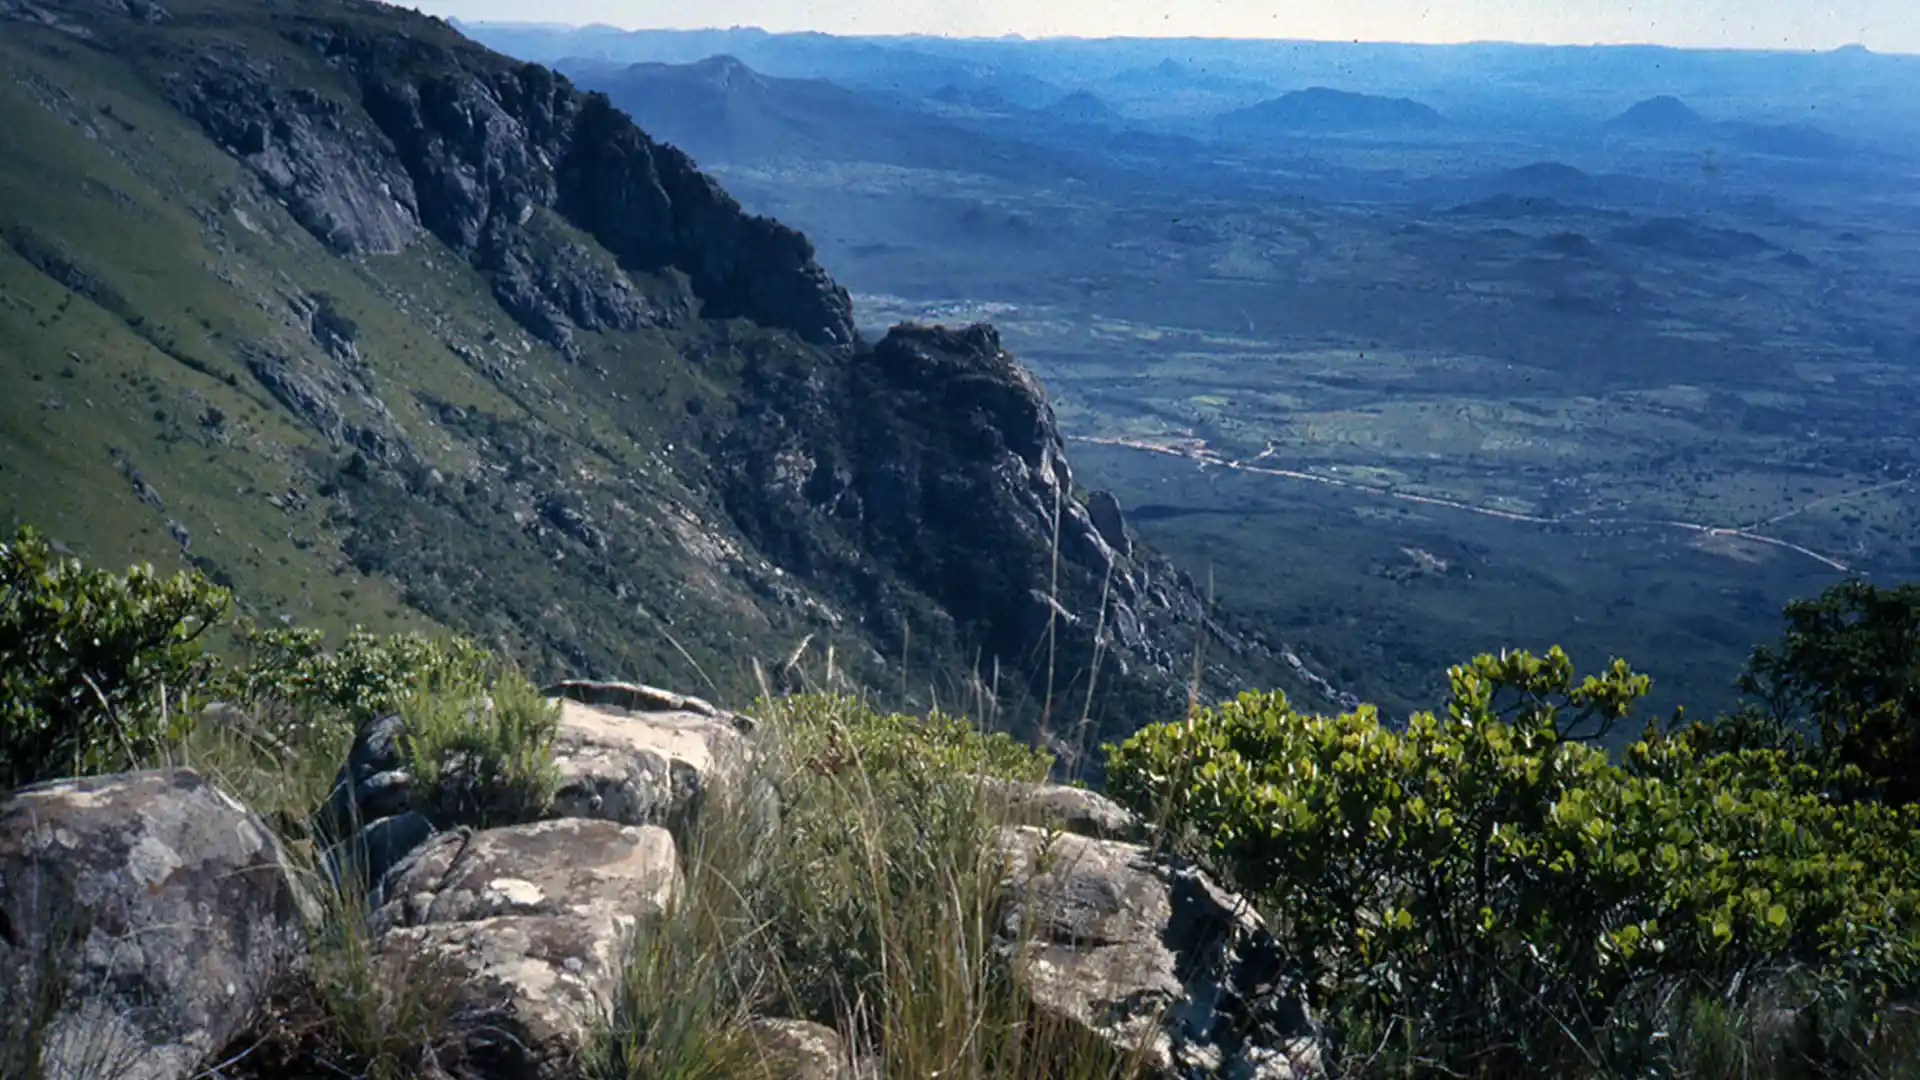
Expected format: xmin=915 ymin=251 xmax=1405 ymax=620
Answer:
xmin=716 ymin=319 xmax=1317 ymax=754
xmin=1086 ymin=489 xmax=1133 ymax=558
xmin=982 ymin=777 xmax=1147 ymax=843
xmin=547 ymin=695 xmax=755 ymax=832
xmin=320 ymin=689 xmax=760 ymax=896
xmin=0 ymin=769 xmax=306 ymax=1080
xmin=995 ymin=826 xmax=1322 ymax=1080
xmin=372 ymin=818 xmax=681 ymax=1079
xmin=169 ymin=19 xmax=854 ymax=353
xmin=545 ymin=677 xmax=738 ymax=723
xmin=742 ymin=1017 xmax=852 ymax=1080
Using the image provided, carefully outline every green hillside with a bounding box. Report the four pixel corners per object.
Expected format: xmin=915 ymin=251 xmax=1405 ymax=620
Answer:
xmin=0 ymin=0 xmax=1322 ymax=754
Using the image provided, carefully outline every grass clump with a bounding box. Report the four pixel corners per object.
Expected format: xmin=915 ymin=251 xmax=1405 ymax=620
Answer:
xmin=397 ymin=667 xmax=560 ymax=828
xmin=580 ymin=689 xmax=1151 ymax=1080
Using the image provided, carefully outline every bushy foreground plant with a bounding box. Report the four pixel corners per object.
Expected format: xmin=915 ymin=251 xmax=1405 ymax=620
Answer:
xmin=395 ymin=669 xmax=560 ymax=828
xmin=1107 ymin=647 xmax=1920 ymax=1076
xmin=236 ymin=623 xmax=496 ymax=723
xmin=0 ymin=526 xmax=227 ymax=788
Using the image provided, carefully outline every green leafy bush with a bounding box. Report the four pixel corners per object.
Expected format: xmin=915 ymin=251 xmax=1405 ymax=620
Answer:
xmin=1734 ymin=580 xmax=1920 ymax=806
xmin=237 ymin=624 xmax=496 ymax=723
xmin=1 ymin=526 xmax=227 ymax=788
xmin=1107 ymin=647 xmax=1920 ymax=1074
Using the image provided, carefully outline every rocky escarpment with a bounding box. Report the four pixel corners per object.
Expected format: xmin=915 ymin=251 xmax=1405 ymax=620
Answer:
xmin=164 ymin=4 xmax=853 ymax=354
xmin=719 ymin=322 xmax=1331 ymax=755
xmin=0 ymin=0 xmax=1340 ymax=753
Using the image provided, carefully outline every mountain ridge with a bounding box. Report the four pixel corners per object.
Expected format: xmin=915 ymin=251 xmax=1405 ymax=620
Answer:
xmin=0 ymin=0 xmax=1330 ymax=761
xmin=1215 ymin=86 xmax=1447 ymax=135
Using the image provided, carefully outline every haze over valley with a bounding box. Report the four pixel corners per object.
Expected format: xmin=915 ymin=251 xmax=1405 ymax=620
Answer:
xmin=462 ymin=24 xmax=1920 ymax=719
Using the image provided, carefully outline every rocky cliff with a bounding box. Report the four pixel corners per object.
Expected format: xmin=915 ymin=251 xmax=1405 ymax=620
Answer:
xmin=0 ymin=0 xmax=1333 ymax=756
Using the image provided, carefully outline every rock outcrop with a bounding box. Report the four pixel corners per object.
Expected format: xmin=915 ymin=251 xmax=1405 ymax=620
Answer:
xmin=368 ymin=818 xmax=681 ymax=1078
xmin=995 ymin=826 xmax=1321 ymax=1080
xmin=545 ymin=692 xmax=757 ymax=832
xmin=0 ymin=680 xmax=1325 ymax=1080
xmin=0 ymin=770 xmax=307 ymax=1080
xmin=742 ymin=1017 xmax=854 ymax=1080
xmin=984 ymin=776 xmax=1148 ymax=842
xmin=167 ymin=11 xmax=854 ymax=353
xmin=322 ymin=687 xmax=757 ymax=890
xmin=719 ymin=320 xmax=1305 ymax=753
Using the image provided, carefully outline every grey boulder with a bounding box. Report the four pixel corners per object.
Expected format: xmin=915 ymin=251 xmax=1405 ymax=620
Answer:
xmin=371 ymin=817 xmax=681 ymax=1079
xmin=0 ymin=769 xmax=306 ymax=1080
xmin=995 ymin=826 xmax=1321 ymax=1080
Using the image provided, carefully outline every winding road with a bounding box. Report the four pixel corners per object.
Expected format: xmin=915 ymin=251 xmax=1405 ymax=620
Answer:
xmin=1068 ymin=434 xmax=1902 ymax=574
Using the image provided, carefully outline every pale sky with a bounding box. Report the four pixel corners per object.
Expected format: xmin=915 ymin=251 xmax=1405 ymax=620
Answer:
xmin=411 ymin=0 xmax=1920 ymax=53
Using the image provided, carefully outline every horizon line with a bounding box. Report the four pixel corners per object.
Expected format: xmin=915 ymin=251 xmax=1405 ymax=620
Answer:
xmin=448 ymin=19 xmax=1907 ymax=57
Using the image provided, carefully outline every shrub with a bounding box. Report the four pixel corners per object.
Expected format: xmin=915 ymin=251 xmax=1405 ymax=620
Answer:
xmin=1106 ymin=647 xmax=1920 ymax=1075
xmin=0 ymin=526 xmax=227 ymax=788
xmin=236 ymin=623 xmax=496 ymax=722
xmin=1734 ymin=580 xmax=1920 ymax=806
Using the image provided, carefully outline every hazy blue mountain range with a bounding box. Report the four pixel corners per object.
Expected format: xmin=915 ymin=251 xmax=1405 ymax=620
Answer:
xmin=452 ymin=29 xmax=1920 ymax=724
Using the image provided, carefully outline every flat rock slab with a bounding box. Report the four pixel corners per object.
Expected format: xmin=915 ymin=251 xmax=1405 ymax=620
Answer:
xmin=995 ymin=826 xmax=1321 ymax=1080
xmin=375 ymin=816 xmax=679 ymax=929
xmin=372 ymin=818 xmax=680 ymax=1080
xmin=981 ymin=777 xmax=1146 ymax=842
xmin=547 ymin=697 xmax=754 ymax=833
xmin=0 ymin=769 xmax=305 ymax=1080
xmin=543 ymin=678 xmax=738 ymax=725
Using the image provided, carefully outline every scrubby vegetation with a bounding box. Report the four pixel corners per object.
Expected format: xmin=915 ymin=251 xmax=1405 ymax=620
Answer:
xmin=6 ymin=522 xmax=1920 ymax=1078
xmin=1109 ymin=640 xmax=1920 ymax=1077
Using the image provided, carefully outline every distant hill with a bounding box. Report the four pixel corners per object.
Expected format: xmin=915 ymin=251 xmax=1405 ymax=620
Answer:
xmin=1728 ymin=122 xmax=1846 ymax=159
xmin=1044 ymin=90 xmax=1123 ymax=126
xmin=1495 ymin=162 xmax=1604 ymax=200
xmin=1607 ymin=95 xmax=1708 ymax=134
xmin=1214 ymin=87 xmax=1445 ymax=136
xmin=1609 ymin=217 xmax=1778 ymax=260
xmin=927 ymin=83 xmax=1022 ymax=113
xmin=1106 ymin=58 xmax=1272 ymax=98
xmin=1604 ymin=95 xmax=1845 ymax=159
xmin=558 ymin=55 xmax=1070 ymax=181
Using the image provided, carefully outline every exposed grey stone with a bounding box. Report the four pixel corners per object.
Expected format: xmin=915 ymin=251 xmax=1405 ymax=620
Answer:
xmin=543 ymin=678 xmax=735 ymax=723
xmin=329 ymin=808 xmax=434 ymax=896
xmin=741 ymin=1017 xmax=851 ymax=1080
xmin=371 ymin=818 xmax=680 ymax=1079
xmin=1086 ymin=489 xmax=1133 ymax=558
xmin=982 ymin=777 xmax=1147 ymax=842
xmin=0 ymin=769 xmax=306 ymax=1080
xmin=995 ymin=826 xmax=1322 ymax=1080
xmin=545 ymin=696 xmax=758 ymax=837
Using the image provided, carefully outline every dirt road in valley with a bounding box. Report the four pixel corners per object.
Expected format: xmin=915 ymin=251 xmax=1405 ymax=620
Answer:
xmin=1070 ymin=434 xmax=1879 ymax=573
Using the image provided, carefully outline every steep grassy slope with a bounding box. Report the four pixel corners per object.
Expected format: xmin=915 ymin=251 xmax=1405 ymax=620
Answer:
xmin=0 ymin=0 xmax=1325 ymax=754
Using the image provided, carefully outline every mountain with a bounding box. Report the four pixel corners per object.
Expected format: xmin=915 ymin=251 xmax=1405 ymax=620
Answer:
xmin=553 ymin=55 xmax=1067 ymax=181
xmin=1606 ymin=94 xmax=1708 ymax=134
xmin=463 ymin=24 xmax=1068 ymax=109
xmin=1043 ymin=89 xmax=1123 ymax=126
xmin=1492 ymin=162 xmax=1605 ymax=200
xmin=1105 ymin=57 xmax=1271 ymax=99
xmin=1605 ymin=95 xmax=1845 ymax=159
xmin=0 ymin=0 xmax=1322 ymax=760
xmin=1215 ymin=87 xmax=1446 ymax=136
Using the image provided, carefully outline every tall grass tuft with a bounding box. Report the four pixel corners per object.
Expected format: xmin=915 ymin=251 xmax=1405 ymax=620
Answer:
xmin=581 ymin=686 xmax=1162 ymax=1080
